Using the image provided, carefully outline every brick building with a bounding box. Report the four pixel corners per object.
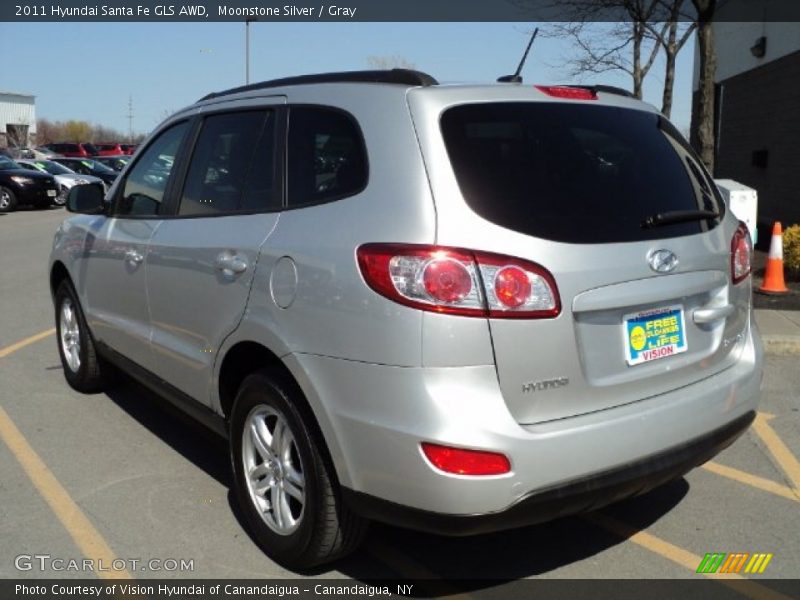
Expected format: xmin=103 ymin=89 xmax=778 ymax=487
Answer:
xmin=693 ymin=5 xmax=800 ymax=228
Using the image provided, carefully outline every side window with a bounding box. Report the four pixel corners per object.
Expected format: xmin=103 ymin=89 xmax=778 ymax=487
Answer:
xmin=178 ymin=110 xmax=277 ymax=216
xmin=117 ymin=122 xmax=188 ymax=217
xmin=287 ymin=106 xmax=367 ymax=207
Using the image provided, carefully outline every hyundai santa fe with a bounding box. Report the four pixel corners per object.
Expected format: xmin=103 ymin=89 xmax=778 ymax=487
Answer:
xmin=50 ymin=69 xmax=763 ymax=569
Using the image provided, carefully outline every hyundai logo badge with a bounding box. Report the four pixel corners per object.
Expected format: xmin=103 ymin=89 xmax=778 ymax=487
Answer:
xmin=648 ymin=249 xmax=678 ymax=273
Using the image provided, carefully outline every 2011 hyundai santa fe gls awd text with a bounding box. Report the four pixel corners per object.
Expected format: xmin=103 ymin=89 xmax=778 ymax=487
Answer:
xmin=49 ymin=69 xmax=763 ymax=569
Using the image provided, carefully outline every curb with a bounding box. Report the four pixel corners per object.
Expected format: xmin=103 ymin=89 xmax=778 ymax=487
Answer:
xmin=762 ymin=335 xmax=800 ymax=356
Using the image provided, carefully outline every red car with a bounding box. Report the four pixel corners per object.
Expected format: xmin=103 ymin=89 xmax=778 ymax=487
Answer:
xmin=94 ymin=143 xmax=125 ymax=156
xmin=46 ymin=142 xmax=99 ymax=157
xmin=119 ymin=144 xmax=138 ymax=155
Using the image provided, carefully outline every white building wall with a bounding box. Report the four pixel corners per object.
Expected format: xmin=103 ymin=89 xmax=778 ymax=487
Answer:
xmin=0 ymin=92 xmax=37 ymax=134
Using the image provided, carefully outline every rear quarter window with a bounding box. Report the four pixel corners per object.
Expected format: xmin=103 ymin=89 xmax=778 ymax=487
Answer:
xmin=440 ymin=103 xmax=722 ymax=244
xmin=287 ymin=106 xmax=367 ymax=208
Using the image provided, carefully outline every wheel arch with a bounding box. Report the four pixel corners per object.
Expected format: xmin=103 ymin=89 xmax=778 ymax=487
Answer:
xmin=217 ymin=340 xmax=353 ymax=489
xmin=50 ymin=261 xmax=72 ymax=299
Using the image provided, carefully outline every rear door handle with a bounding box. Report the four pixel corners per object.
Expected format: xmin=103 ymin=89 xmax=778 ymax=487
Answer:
xmin=692 ymin=304 xmax=735 ymax=324
xmin=215 ymin=251 xmax=248 ymax=276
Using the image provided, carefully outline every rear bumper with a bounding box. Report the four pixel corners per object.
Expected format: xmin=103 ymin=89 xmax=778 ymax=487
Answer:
xmin=286 ymin=317 xmax=762 ymax=523
xmin=342 ymin=411 xmax=755 ymax=535
xmin=17 ymin=184 xmax=57 ymax=206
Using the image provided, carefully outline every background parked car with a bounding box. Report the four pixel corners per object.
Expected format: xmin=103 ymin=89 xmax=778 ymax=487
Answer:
xmin=51 ymin=157 xmax=118 ymax=187
xmin=93 ymin=155 xmax=131 ymax=172
xmin=0 ymin=155 xmax=58 ymax=212
xmin=33 ymin=146 xmax=62 ymax=159
xmin=95 ymin=143 xmax=125 ymax=156
xmin=17 ymin=159 xmax=105 ymax=205
xmin=45 ymin=142 xmax=99 ymax=157
xmin=120 ymin=144 xmax=137 ymax=155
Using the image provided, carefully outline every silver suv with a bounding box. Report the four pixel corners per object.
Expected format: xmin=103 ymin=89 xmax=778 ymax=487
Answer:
xmin=50 ymin=69 xmax=763 ymax=569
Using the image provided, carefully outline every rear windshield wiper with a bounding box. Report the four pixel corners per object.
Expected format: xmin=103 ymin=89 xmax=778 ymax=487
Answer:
xmin=641 ymin=209 xmax=719 ymax=229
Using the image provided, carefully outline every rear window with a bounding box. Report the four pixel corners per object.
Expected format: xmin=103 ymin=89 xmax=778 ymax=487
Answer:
xmin=440 ymin=103 xmax=722 ymax=244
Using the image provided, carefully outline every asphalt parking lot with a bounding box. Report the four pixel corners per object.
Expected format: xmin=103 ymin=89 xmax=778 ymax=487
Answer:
xmin=1 ymin=208 xmax=798 ymax=594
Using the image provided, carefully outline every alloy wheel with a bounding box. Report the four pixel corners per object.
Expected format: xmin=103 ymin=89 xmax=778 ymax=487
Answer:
xmin=242 ymin=405 xmax=306 ymax=535
xmin=59 ymin=297 xmax=81 ymax=372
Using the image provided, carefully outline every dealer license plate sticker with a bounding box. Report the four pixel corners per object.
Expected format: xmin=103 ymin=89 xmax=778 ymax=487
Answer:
xmin=624 ymin=304 xmax=687 ymax=366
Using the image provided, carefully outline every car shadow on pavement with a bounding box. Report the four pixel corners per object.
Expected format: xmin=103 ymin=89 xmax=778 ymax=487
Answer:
xmin=335 ymin=479 xmax=689 ymax=583
xmin=102 ymin=376 xmax=689 ymax=583
xmin=103 ymin=376 xmax=231 ymax=486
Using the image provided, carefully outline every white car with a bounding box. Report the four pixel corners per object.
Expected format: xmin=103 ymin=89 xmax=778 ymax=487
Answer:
xmin=17 ymin=159 xmax=105 ymax=205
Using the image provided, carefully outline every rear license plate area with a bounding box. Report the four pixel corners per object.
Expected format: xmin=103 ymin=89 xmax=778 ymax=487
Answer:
xmin=624 ymin=304 xmax=687 ymax=366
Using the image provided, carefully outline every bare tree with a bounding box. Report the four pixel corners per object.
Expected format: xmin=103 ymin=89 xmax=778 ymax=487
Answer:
xmin=546 ymin=0 xmax=697 ymax=117
xmin=36 ymin=118 xmax=134 ymax=144
xmin=63 ymin=120 xmax=93 ymax=142
xmin=366 ymin=55 xmax=416 ymax=70
xmin=546 ymin=1 xmax=668 ymax=99
xmin=92 ymin=124 xmax=121 ymax=143
xmin=36 ymin=119 xmax=59 ymax=145
xmin=5 ymin=123 xmax=30 ymax=148
xmin=690 ymin=0 xmax=717 ymax=172
xmin=644 ymin=1 xmax=696 ymax=118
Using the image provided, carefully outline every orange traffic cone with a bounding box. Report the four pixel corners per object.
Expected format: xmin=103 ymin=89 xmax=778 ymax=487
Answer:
xmin=758 ymin=222 xmax=789 ymax=295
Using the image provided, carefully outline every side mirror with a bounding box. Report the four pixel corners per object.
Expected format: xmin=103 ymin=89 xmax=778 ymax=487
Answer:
xmin=66 ymin=184 xmax=105 ymax=214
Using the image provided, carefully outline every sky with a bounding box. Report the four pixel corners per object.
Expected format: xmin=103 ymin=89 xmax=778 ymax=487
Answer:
xmin=0 ymin=22 xmax=696 ymax=137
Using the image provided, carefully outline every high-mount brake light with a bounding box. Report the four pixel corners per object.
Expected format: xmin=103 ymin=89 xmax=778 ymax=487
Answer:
xmin=356 ymin=244 xmax=561 ymax=319
xmin=731 ymin=221 xmax=752 ymax=284
xmin=534 ymin=85 xmax=597 ymax=100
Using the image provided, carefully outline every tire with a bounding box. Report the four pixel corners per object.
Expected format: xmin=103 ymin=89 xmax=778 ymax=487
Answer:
xmin=54 ymin=185 xmax=69 ymax=206
xmin=230 ymin=370 xmax=367 ymax=570
xmin=0 ymin=186 xmax=18 ymax=213
xmin=55 ymin=280 xmax=109 ymax=393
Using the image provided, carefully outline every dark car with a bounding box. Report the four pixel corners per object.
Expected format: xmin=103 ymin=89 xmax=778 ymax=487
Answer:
xmin=51 ymin=157 xmax=118 ymax=186
xmin=92 ymin=155 xmax=131 ymax=172
xmin=0 ymin=155 xmax=59 ymax=212
xmin=45 ymin=142 xmax=99 ymax=157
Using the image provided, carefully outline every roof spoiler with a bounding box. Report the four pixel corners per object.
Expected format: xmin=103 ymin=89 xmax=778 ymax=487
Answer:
xmin=198 ymin=69 xmax=438 ymax=102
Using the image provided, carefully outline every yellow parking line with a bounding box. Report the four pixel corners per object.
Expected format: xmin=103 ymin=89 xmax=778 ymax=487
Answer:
xmin=702 ymin=462 xmax=800 ymax=503
xmin=585 ymin=513 xmax=793 ymax=600
xmin=0 ymin=328 xmax=55 ymax=358
xmin=753 ymin=413 xmax=800 ymax=493
xmin=0 ymin=406 xmax=132 ymax=579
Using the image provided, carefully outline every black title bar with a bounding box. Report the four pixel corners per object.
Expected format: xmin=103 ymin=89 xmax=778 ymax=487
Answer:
xmin=5 ymin=0 xmax=800 ymax=22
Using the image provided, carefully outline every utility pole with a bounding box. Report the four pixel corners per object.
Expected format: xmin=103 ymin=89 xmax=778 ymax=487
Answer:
xmin=245 ymin=17 xmax=257 ymax=84
xmin=127 ymin=95 xmax=134 ymax=143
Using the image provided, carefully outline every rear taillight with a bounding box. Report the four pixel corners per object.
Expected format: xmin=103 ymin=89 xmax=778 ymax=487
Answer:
xmin=731 ymin=222 xmax=752 ymax=284
xmin=356 ymin=244 xmax=560 ymax=318
xmin=534 ymin=85 xmax=597 ymax=101
xmin=421 ymin=443 xmax=511 ymax=476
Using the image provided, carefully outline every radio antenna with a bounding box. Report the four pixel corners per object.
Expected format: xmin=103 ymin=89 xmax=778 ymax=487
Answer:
xmin=498 ymin=27 xmax=539 ymax=83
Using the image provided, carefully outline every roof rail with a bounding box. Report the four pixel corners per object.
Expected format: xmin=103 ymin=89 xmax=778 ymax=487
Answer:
xmin=566 ymin=84 xmax=634 ymax=98
xmin=198 ymin=69 xmax=439 ymax=102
